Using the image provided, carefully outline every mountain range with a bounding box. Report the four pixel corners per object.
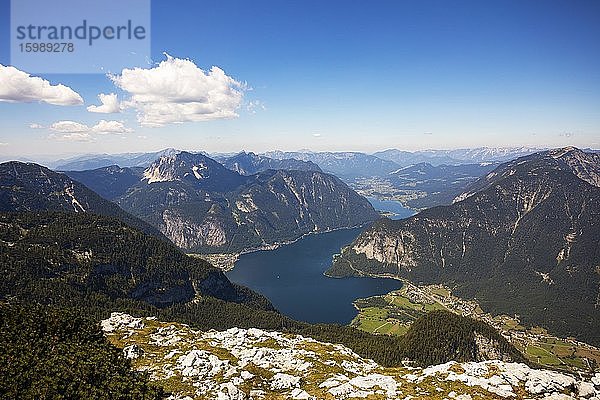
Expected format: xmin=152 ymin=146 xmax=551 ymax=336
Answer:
xmin=64 ymin=151 xmax=379 ymax=253
xmin=51 ymin=148 xmax=180 ymax=171
xmin=215 ymin=151 xmax=322 ymax=175
xmin=44 ymin=146 xmax=552 ymax=175
xmin=328 ymin=147 xmax=600 ymax=345
xmin=374 ymin=147 xmax=549 ymax=166
xmin=263 ymin=150 xmax=401 ymax=179
xmin=39 ymin=147 xmax=567 ymax=212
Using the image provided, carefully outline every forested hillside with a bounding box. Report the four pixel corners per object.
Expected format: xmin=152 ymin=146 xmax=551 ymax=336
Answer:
xmin=0 ymin=302 xmax=165 ymax=399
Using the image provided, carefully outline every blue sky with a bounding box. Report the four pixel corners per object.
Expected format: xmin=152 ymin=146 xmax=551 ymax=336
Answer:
xmin=0 ymin=0 xmax=599 ymax=159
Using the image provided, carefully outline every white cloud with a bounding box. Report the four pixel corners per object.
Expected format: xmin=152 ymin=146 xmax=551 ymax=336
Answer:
xmin=92 ymin=120 xmax=132 ymax=134
xmin=29 ymin=123 xmax=44 ymax=129
xmin=0 ymin=142 xmax=8 ymax=146
xmin=49 ymin=119 xmax=132 ymax=141
xmin=110 ymin=53 xmax=245 ymax=127
xmin=312 ymin=133 xmax=322 ymax=137
xmin=0 ymin=64 xmax=83 ymax=105
xmin=49 ymin=121 xmax=92 ymax=141
xmin=246 ymin=100 xmax=266 ymax=114
xmin=87 ymin=93 xmax=121 ymax=113
xmin=50 ymin=120 xmax=89 ymax=133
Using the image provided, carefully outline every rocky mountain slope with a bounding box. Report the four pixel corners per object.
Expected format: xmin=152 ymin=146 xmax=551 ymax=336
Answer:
xmin=70 ymin=151 xmax=379 ymax=253
xmin=103 ymin=312 xmax=600 ymax=399
xmin=327 ymin=147 xmax=600 ymax=346
xmin=0 ymin=161 xmax=164 ymax=238
xmin=217 ymin=151 xmax=322 ymax=175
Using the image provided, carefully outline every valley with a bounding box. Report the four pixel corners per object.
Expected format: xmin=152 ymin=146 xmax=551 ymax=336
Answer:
xmin=350 ymin=163 xmax=498 ymax=209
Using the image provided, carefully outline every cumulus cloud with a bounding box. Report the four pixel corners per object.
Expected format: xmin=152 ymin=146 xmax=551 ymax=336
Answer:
xmin=29 ymin=123 xmax=44 ymax=129
xmin=110 ymin=53 xmax=246 ymax=127
xmin=87 ymin=93 xmax=121 ymax=113
xmin=92 ymin=120 xmax=132 ymax=134
xmin=49 ymin=119 xmax=132 ymax=141
xmin=50 ymin=120 xmax=89 ymax=133
xmin=0 ymin=64 xmax=83 ymax=105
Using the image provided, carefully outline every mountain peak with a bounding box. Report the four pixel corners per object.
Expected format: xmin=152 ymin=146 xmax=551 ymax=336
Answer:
xmin=142 ymin=151 xmax=248 ymax=193
xmin=548 ymin=146 xmax=580 ymax=159
xmin=143 ymin=151 xmax=218 ymax=183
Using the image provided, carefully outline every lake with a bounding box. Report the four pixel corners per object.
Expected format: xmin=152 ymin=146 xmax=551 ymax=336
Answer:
xmin=366 ymin=197 xmax=416 ymax=220
xmin=226 ymin=227 xmax=402 ymax=325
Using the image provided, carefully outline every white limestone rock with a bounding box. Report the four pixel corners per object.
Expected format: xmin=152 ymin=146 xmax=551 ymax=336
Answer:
xmin=270 ymin=373 xmax=301 ymax=390
xmin=102 ymin=313 xmax=600 ymax=400
xmin=217 ymin=382 xmax=245 ymax=400
xmin=579 ymin=381 xmax=597 ymax=398
xmin=176 ymin=349 xmax=228 ymax=377
xmin=240 ymin=370 xmax=254 ymax=380
xmin=327 ymin=381 xmax=371 ymax=399
xmin=348 ymin=374 xmax=399 ymax=397
xmin=592 ymin=373 xmax=600 ymax=387
xmin=100 ymin=312 xmax=144 ymax=332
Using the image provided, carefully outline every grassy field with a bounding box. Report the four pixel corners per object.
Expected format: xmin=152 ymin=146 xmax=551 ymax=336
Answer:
xmin=351 ymin=287 xmax=444 ymax=338
xmin=515 ymin=339 xmax=600 ymax=372
xmin=352 ymin=284 xmax=600 ymax=374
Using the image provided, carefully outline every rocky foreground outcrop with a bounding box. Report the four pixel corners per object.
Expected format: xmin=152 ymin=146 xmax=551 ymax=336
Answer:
xmin=102 ymin=313 xmax=600 ymax=400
